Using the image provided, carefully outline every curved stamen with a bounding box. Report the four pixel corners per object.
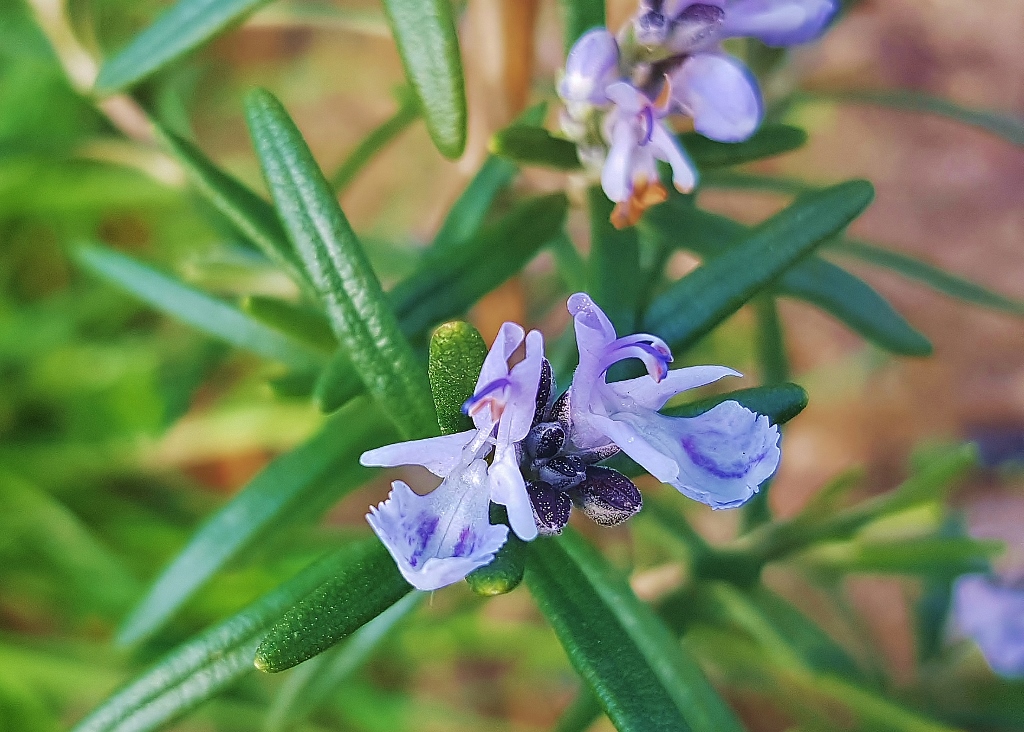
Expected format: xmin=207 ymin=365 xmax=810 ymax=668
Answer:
xmin=463 ymin=377 xmax=512 ymax=423
xmin=639 ymin=105 xmax=655 ymax=145
xmin=599 ymin=341 xmax=672 ymax=382
xmin=610 ymin=332 xmax=673 ymax=360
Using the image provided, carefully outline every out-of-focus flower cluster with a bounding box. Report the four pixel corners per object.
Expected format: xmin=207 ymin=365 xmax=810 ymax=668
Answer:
xmin=361 ymin=294 xmax=781 ymax=591
xmin=557 ymin=0 xmax=838 ymax=227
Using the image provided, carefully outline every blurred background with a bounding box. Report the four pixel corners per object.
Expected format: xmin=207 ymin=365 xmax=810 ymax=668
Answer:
xmin=2 ymin=0 xmax=1023 ymax=729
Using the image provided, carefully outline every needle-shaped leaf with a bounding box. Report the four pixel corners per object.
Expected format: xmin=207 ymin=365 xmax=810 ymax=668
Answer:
xmin=241 ymin=296 xmax=337 ymax=353
xmin=588 ymin=187 xmax=642 ymax=333
xmin=827 ymin=239 xmax=1024 ymax=316
xmin=779 ymin=256 xmax=932 ymax=356
xmin=557 ymin=0 xmax=606 ymax=47
xmin=255 ymin=539 xmax=414 ymax=672
xmin=156 ymin=125 xmax=308 ymax=289
xmin=665 ymin=383 xmax=808 ymax=425
xmin=265 ymin=592 xmax=422 ymax=732
xmin=245 ymin=89 xmax=436 ymax=439
xmin=796 ymin=89 xmax=1024 ymax=146
xmin=644 ymin=203 xmax=932 ymax=355
xmin=489 ymin=126 xmax=583 ymax=170
xmin=527 ymin=530 xmax=745 ymax=732
xmin=94 ymin=0 xmax=274 ymax=93
xmin=75 ymin=244 xmax=324 ymax=372
xmin=800 ymin=537 xmax=1002 ymax=577
xmin=117 ymin=400 xmax=396 ymax=646
xmin=381 ymin=0 xmax=467 ymax=159
xmin=73 ymin=545 xmax=370 ymax=732
xmin=643 ymin=181 xmax=875 ymax=351
xmin=427 ymin=321 xmax=488 ymax=434
xmin=431 ymin=103 xmax=547 ymax=251
xmin=331 ymin=87 xmax=421 ymax=192
xmin=390 ymin=193 xmax=569 ymax=340
xmin=679 ymin=124 xmax=807 ymax=169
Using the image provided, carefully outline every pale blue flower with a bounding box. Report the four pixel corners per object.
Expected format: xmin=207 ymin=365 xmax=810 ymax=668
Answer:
xmin=954 ymin=574 xmax=1024 ymax=678
xmin=561 ymin=293 xmax=780 ymax=508
xmin=361 ymin=323 xmax=544 ymax=590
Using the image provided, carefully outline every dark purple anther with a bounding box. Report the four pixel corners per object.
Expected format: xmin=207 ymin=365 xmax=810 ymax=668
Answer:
xmin=525 ymin=421 xmax=566 ymax=461
xmin=539 ymin=454 xmax=588 ymax=490
xmin=532 ymin=359 xmax=554 ymax=426
xmin=570 ymin=467 xmax=642 ymax=526
xmin=526 ymin=481 xmax=573 ymax=536
xmin=550 ymin=389 xmax=571 ymax=431
xmin=669 ymin=4 xmax=725 ymax=53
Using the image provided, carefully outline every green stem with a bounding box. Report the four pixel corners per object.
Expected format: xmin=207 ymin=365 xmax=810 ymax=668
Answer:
xmin=331 ymin=89 xmax=420 ymax=193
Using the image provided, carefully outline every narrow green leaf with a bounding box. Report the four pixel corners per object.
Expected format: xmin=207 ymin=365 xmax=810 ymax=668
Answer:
xmin=245 ymin=89 xmax=436 ymax=439
xmin=643 ymin=180 xmax=875 ymax=351
xmin=747 ymin=443 xmax=977 ymax=562
xmin=95 ymin=0 xmax=273 ymax=93
xmin=313 ymin=349 xmax=363 ymax=413
xmin=390 ymin=193 xmax=569 ymax=340
xmin=156 ymin=125 xmax=307 ymax=288
xmin=72 ymin=547 xmax=367 ymax=732
xmin=381 ymin=0 xmax=467 ymax=158
xmin=681 ymin=124 xmax=807 ymax=169
xmin=116 ymin=400 xmax=395 ymax=646
xmin=265 ymin=592 xmax=422 ymax=732
xmin=665 ymin=383 xmax=808 ymax=425
xmin=645 ymin=203 xmax=932 ymax=355
xmin=255 ymin=540 xmax=414 ymax=672
xmin=431 ymin=103 xmax=547 ymax=251
xmin=241 ymin=296 xmax=337 ymax=353
xmin=331 ymin=88 xmax=420 ymax=192
xmin=828 ymin=239 xmax=1024 ymax=316
xmin=527 ymin=531 xmax=745 ymax=732
xmin=753 ymin=296 xmax=790 ymax=384
xmin=778 ymin=255 xmax=933 ymax=356
xmin=557 ymin=0 xmax=605 ymax=47
xmin=427 ymin=321 xmax=487 ymax=435
xmin=489 ymin=125 xmax=582 ymax=170
xmin=75 ymin=244 xmax=324 ymax=372
xmin=588 ymin=187 xmax=642 ymax=333
xmin=797 ymin=89 xmax=1024 ymax=146
xmin=800 ymin=537 xmax=1002 ymax=577
xmin=699 ymin=170 xmax=818 ymax=195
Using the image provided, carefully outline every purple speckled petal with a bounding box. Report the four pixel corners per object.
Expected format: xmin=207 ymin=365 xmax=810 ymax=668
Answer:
xmin=366 ymin=461 xmax=508 ymax=591
xmin=571 ymin=466 xmax=643 ymax=526
xmin=721 ymin=0 xmax=839 ymax=46
xmin=607 ymin=365 xmax=741 ymax=411
xmin=671 ymin=52 xmax=763 ymax=143
xmin=665 ymin=3 xmax=726 ymax=54
xmin=526 ymin=481 xmax=573 ymax=536
xmin=558 ymin=28 xmax=621 ymax=106
xmin=613 ymin=400 xmax=780 ymax=508
xmin=954 ymin=575 xmax=1024 ymax=678
xmin=359 ymin=429 xmax=476 ymax=476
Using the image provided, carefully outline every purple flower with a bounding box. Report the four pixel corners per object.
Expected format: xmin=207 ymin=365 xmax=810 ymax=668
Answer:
xmin=361 ymin=322 xmax=544 ymax=590
xmin=561 ymin=293 xmax=780 ymax=508
xmin=601 ymin=81 xmax=698 ymax=229
xmin=558 ymin=28 xmax=621 ymax=114
xmin=954 ymin=574 xmax=1024 ymax=678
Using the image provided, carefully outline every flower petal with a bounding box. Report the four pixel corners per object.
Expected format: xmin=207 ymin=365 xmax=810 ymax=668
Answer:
xmin=526 ymin=481 xmax=573 ymax=536
xmin=500 ymin=329 xmax=545 ymax=444
xmin=671 ymin=52 xmax=763 ymax=142
xmin=366 ymin=463 xmax=508 ymax=591
xmin=588 ymin=412 xmax=681 ymax=483
xmin=471 ymin=321 xmax=525 ymax=433
xmin=666 ymin=2 xmax=726 ymax=54
xmin=650 ymin=122 xmax=698 ymax=193
xmin=558 ymin=28 xmax=620 ymax=106
xmin=359 ymin=429 xmax=476 ymax=477
xmin=955 ymin=575 xmax=1024 ymax=678
xmin=721 ymin=0 xmax=839 ymax=46
xmin=601 ymin=113 xmax=639 ymax=203
xmin=614 ymin=400 xmax=780 ymax=508
xmin=607 ymin=365 xmax=741 ymax=411
xmin=489 ymin=447 xmax=538 ymax=541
